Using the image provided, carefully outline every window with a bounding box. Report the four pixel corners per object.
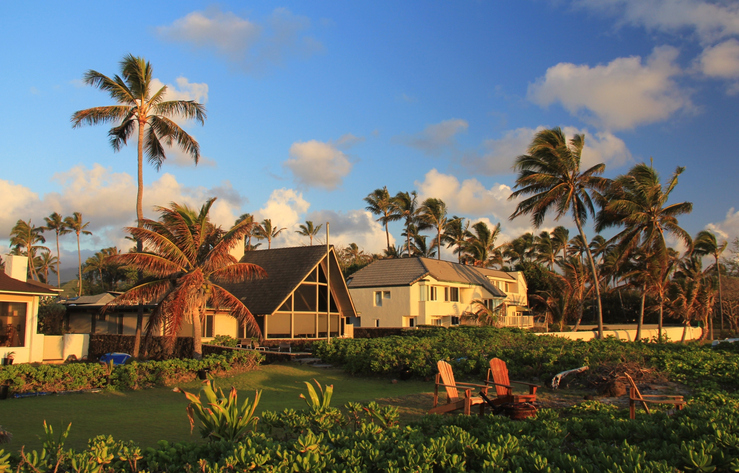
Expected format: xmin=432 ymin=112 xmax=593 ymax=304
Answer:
xmin=432 ymin=318 xmax=442 ymax=326
xmin=451 ymin=316 xmax=460 ymax=325
xmin=409 ymin=318 xmax=415 ymax=327
xmin=374 ymin=291 xmax=383 ymax=307
xmin=202 ymin=314 xmax=214 ymax=338
xmin=444 ymin=287 xmax=459 ymax=302
xmin=0 ymin=302 xmax=26 ymax=347
xmin=429 ymin=286 xmax=438 ymax=301
xmin=374 ymin=319 xmax=380 ymax=327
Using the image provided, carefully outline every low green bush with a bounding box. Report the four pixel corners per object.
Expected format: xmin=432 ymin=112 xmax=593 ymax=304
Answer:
xmin=0 ymin=350 xmax=263 ymax=394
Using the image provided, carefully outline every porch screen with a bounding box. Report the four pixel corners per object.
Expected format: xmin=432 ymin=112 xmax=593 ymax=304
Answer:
xmin=0 ymin=302 xmax=26 ymax=347
xmin=267 ymin=312 xmax=291 ymax=339
xmin=294 ymin=314 xmax=316 ymax=338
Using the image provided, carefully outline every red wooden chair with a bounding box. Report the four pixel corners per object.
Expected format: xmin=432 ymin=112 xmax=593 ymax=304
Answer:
xmin=625 ymin=373 xmax=686 ymax=419
xmin=485 ymin=358 xmax=539 ymax=407
xmin=430 ymin=360 xmax=488 ymax=416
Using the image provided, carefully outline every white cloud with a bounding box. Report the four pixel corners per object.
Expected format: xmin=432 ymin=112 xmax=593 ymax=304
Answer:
xmin=284 ymin=140 xmax=353 ymax=190
xmin=308 ymin=209 xmax=388 ymax=255
xmin=255 ymin=188 xmax=311 ymax=248
xmin=463 ymin=126 xmax=632 ymax=175
xmin=574 ymin=0 xmax=739 ymax=44
xmin=150 ymin=77 xmax=209 ymax=105
xmin=705 ymin=207 xmax=739 ymax=244
xmin=697 ymin=39 xmax=739 ymax=94
xmin=157 ymin=7 xmax=323 ymax=73
xmin=397 ymin=119 xmax=469 ymax=155
xmin=528 ymin=46 xmax=691 ymax=130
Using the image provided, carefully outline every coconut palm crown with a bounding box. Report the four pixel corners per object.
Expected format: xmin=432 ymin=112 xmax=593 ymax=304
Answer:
xmin=110 ymin=198 xmax=266 ymax=359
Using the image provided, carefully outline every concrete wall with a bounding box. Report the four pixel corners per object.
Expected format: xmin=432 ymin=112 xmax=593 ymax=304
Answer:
xmin=536 ymin=326 xmax=702 ymax=342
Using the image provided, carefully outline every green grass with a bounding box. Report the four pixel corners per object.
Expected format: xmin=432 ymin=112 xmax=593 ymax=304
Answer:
xmin=0 ymin=362 xmax=432 ymax=452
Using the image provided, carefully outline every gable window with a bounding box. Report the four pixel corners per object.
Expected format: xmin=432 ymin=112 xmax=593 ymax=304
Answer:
xmin=444 ymin=287 xmax=459 ymax=302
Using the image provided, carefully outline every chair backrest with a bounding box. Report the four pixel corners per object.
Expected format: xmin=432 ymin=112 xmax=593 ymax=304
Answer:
xmin=624 ymin=372 xmax=650 ymax=414
xmin=489 ymin=358 xmax=511 ymax=397
xmin=437 ymin=360 xmax=460 ymax=401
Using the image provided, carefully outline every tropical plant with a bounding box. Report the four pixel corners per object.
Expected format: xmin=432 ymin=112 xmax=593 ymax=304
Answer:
xmin=299 ymin=379 xmax=334 ymax=412
xmin=253 ymin=219 xmax=286 ymax=249
xmin=296 ymin=221 xmax=323 ymax=245
xmin=64 ymin=212 xmax=92 ymax=297
xmin=9 ymin=219 xmax=47 ymax=282
xmin=235 ymin=213 xmax=260 ymax=251
xmin=693 ymin=230 xmax=727 ymax=333
xmin=503 ymin=233 xmax=535 ymax=267
xmin=667 ymin=256 xmax=716 ymax=342
xmin=173 ymin=378 xmax=261 ymax=442
xmin=533 ymin=231 xmax=557 ymax=270
xmin=551 ymin=226 xmax=570 ymax=264
xmin=410 ymin=234 xmax=436 ymax=258
xmin=42 ymin=212 xmax=70 ymax=287
xmin=460 ymin=299 xmax=502 ymax=327
xmin=465 ymin=221 xmax=503 ymax=268
xmin=510 ymin=128 xmax=609 ymax=337
xmin=392 ymin=191 xmax=421 ymax=257
xmin=597 ymin=162 xmax=693 ymax=340
xmin=35 ymin=250 xmax=58 ymax=285
xmin=109 ymin=198 xmax=267 ymax=359
xmin=365 ymin=187 xmax=400 ymax=252
xmin=418 ymin=197 xmax=448 ymax=261
xmin=441 ymin=216 xmax=469 ymax=263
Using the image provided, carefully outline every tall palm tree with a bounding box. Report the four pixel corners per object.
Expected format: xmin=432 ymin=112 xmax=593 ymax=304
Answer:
xmin=9 ymin=219 xmax=47 ymax=281
xmin=693 ymin=230 xmax=727 ymax=333
xmin=64 ymin=212 xmax=92 ymax=297
xmin=418 ymin=197 xmax=449 ymax=261
xmin=235 ymin=213 xmax=261 ymax=251
xmin=253 ymin=219 xmax=285 ymax=249
xmin=551 ymin=226 xmax=570 ymax=265
xmin=72 ymin=54 xmax=206 ymax=235
xmin=441 ymin=216 xmax=469 ymax=264
xmin=392 ymin=191 xmax=420 ymax=257
xmin=365 ymin=187 xmax=400 ymax=251
xmin=503 ymin=233 xmax=535 ymax=267
xmin=410 ymin=234 xmax=437 ymax=258
xmin=597 ymin=162 xmax=692 ymax=340
xmin=296 ymin=221 xmax=323 ymax=245
xmin=110 ymin=198 xmax=267 ymax=359
xmin=510 ymin=128 xmax=609 ymax=337
xmin=534 ymin=231 xmax=557 ymax=270
xmin=465 ymin=221 xmax=502 ymax=268
xmin=42 ymin=212 xmax=70 ymax=287
xmin=35 ymin=250 xmax=58 ymax=285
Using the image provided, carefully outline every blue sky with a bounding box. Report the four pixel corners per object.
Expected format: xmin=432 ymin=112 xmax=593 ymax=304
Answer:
xmin=2 ymin=1 xmax=739 ymax=271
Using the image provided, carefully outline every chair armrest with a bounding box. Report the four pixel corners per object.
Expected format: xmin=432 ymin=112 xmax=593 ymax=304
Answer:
xmin=510 ymin=380 xmax=540 ymax=388
xmin=486 ymin=380 xmax=514 ymax=390
xmin=456 ymin=381 xmax=490 ymax=390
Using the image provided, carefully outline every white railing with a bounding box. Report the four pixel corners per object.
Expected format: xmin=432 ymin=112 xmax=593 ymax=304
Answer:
xmin=501 ymin=316 xmax=534 ymax=328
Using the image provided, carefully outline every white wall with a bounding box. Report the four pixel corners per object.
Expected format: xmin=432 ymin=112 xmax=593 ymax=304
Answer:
xmin=536 ymin=326 xmax=701 ymax=342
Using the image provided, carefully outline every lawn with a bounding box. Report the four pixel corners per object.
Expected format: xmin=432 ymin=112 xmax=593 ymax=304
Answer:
xmin=0 ymin=362 xmax=432 ymax=452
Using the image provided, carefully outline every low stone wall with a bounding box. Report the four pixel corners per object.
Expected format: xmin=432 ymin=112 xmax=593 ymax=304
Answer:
xmin=536 ymin=326 xmax=702 ymax=342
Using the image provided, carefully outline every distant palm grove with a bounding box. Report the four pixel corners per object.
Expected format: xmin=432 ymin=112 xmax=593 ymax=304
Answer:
xmin=4 ymin=56 xmax=737 ymax=347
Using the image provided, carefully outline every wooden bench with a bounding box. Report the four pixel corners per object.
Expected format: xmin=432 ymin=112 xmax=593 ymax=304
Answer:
xmin=625 ymin=373 xmax=686 ymax=419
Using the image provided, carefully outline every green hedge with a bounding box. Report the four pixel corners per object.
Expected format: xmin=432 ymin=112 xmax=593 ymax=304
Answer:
xmin=0 ymin=350 xmax=263 ymax=393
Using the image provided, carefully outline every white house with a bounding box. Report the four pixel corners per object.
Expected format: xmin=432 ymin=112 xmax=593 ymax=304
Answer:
xmin=346 ymin=257 xmax=530 ymax=328
xmin=0 ymin=255 xmax=57 ymax=363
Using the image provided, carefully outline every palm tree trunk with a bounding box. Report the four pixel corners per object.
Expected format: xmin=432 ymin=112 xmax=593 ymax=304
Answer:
xmin=716 ymin=255 xmax=724 ymax=334
xmin=192 ymin=302 xmax=204 ymax=360
xmin=385 ymin=223 xmax=390 ymax=252
xmin=574 ymin=216 xmax=604 ymax=338
xmin=636 ymin=283 xmax=646 ymax=342
xmin=681 ymin=323 xmax=688 ymax=343
xmin=658 ymin=295 xmax=664 ymax=341
xmin=133 ymin=119 xmax=146 ymax=359
xmin=76 ymin=233 xmax=82 ymax=297
xmin=55 ymin=232 xmax=61 ymax=288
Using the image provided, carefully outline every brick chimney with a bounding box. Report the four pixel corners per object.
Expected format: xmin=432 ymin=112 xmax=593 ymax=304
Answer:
xmin=4 ymin=255 xmax=28 ymax=282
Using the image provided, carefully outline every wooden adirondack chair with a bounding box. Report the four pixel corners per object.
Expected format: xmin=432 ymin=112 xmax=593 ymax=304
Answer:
xmin=430 ymin=360 xmax=488 ymax=416
xmin=485 ymin=358 xmax=539 ymax=407
xmin=625 ymin=373 xmax=686 ymax=419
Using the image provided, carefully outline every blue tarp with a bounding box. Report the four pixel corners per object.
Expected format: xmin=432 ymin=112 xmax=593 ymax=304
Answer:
xmin=99 ymin=352 xmax=131 ymax=365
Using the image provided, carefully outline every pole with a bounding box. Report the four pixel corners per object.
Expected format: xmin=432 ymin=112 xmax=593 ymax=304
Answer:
xmin=326 ymin=222 xmax=330 ymax=343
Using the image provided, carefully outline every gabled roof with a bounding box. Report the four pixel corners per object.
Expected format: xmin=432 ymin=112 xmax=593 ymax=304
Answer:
xmin=0 ymin=272 xmax=57 ymax=296
xmin=346 ymin=257 xmax=509 ymax=298
xmin=62 ymin=292 xmax=122 ymax=307
xmin=221 ymin=245 xmax=356 ymax=317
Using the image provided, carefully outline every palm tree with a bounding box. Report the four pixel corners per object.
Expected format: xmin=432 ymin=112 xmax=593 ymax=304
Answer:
xmin=510 ymin=128 xmax=609 ymax=337
xmin=109 ymin=198 xmax=266 ymax=359
xmin=503 ymin=233 xmax=535 ymax=267
xmin=9 ymin=219 xmax=47 ymax=281
xmin=667 ymin=255 xmax=715 ymax=342
xmin=36 ymin=250 xmax=58 ymax=284
xmin=64 ymin=212 xmax=92 ymax=297
xmin=365 ymin=187 xmax=401 ymax=252
xmin=441 ymin=216 xmax=469 ymax=264
xmin=253 ymin=219 xmax=286 ymax=249
xmin=42 ymin=212 xmax=70 ymax=287
xmin=597 ymin=162 xmax=692 ymax=340
xmin=461 ymin=299 xmax=502 ymax=327
xmin=465 ymin=221 xmax=502 ymax=268
xmin=551 ymin=226 xmax=570 ymax=265
xmin=392 ymin=191 xmax=422 ymax=257
xmin=534 ymin=231 xmax=557 ymax=270
xmin=296 ymin=221 xmax=323 ymax=245
xmin=235 ymin=213 xmax=261 ymax=251
xmin=72 ymin=54 xmax=206 ymax=236
xmin=418 ymin=198 xmax=449 ymax=261
xmin=693 ymin=230 xmax=727 ymax=333
xmin=410 ymin=234 xmax=437 ymax=258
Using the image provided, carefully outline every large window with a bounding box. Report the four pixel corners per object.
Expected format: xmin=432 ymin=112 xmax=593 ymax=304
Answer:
xmin=374 ymin=291 xmax=390 ymax=307
xmin=202 ymin=314 xmax=214 ymax=338
xmin=0 ymin=302 xmax=26 ymax=347
xmin=444 ymin=287 xmax=459 ymax=302
xmin=429 ymin=287 xmax=438 ymax=301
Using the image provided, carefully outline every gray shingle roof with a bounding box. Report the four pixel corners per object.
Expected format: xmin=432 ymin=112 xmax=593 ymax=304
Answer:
xmin=347 ymin=257 xmax=509 ymax=298
xmin=0 ymin=272 xmax=57 ymax=296
xmin=221 ymin=246 xmax=356 ymax=317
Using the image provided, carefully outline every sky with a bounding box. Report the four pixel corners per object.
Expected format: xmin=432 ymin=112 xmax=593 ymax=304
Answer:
xmin=2 ymin=0 xmax=739 ymax=275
